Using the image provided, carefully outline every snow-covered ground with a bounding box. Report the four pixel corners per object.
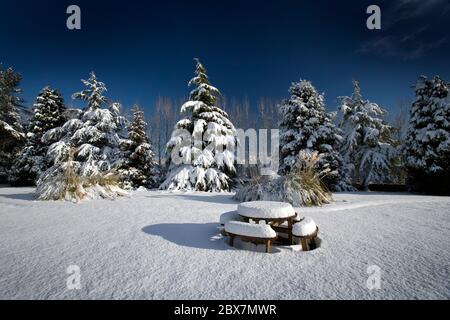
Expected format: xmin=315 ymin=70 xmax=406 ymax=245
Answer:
xmin=0 ymin=187 xmax=449 ymax=299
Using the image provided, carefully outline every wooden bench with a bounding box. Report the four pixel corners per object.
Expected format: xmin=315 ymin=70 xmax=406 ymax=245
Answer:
xmin=238 ymin=211 xmax=300 ymax=244
xmin=268 ymin=213 xmax=302 ymax=244
xmin=270 ymin=212 xmax=302 ymax=230
xmin=294 ymin=227 xmax=319 ymax=251
xmin=219 ymin=211 xmax=243 ymax=226
xmin=224 ymin=221 xmax=277 ymax=253
xmin=292 ymin=217 xmax=319 ymax=251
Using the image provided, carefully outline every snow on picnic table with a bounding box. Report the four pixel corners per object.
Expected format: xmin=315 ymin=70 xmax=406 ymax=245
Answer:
xmin=238 ymin=201 xmax=295 ymax=219
xmin=0 ymin=187 xmax=449 ymax=300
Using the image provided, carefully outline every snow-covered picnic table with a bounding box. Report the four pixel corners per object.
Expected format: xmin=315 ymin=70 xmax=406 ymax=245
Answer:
xmin=237 ymin=201 xmax=298 ymax=243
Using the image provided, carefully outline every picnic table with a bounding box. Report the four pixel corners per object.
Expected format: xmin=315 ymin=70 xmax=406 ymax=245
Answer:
xmin=237 ymin=201 xmax=297 ymax=244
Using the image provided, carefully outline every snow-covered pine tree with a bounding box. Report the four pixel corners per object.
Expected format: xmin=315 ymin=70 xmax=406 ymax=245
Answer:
xmin=10 ymin=87 xmax=66 ymax=186
xmin=36 ymin=72 xmax=127 ymax=200
xmin=0 ymin=65 xmax=25 ymax=183
xmin=338 ymin=80 xmax=395 ymax=189
xmin=279 ymin=80 xmax=353 ymax=191
xmin=119 ymin=105 xmax=159 ymax=189
xmin=160 ymin=58 xmax=237 ymax=191
xmin=404 ymin=75 xmax=450 ymax=194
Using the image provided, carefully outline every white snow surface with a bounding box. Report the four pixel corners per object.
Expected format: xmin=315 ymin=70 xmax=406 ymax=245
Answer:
xmin=292 ymin=217 xmax=317 ymax=236
xmin=238 ymin=201 xmax=296 ymax=219
xmin=225 ymin=221 xmax=277 ymax=239
xmin=0 ymin=188 xmax=449 ymax=299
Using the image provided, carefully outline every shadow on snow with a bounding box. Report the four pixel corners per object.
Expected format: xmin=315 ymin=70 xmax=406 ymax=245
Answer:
xmin=146 ymin=193 xmax=238 ymax=205
xmin=142 ymin=223 xmax=229 ymax=251
xmin=142 ymin=222 xmax=283 ymax=253
xmin=0 ymin=191 xmax=36 ymax=201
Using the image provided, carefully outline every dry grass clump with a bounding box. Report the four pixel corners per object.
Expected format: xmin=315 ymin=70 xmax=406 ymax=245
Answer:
xmin=234 ymin=151 xmax=332 ymax=207
xmin=285 ymin=151 xmax=332 ymax=206
xmin=37 ymin=147 xmax=127 ymax=201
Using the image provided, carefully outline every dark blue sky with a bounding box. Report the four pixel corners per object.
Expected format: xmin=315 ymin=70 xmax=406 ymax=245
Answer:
xmin=1 ymin=0 xmax=449 ymax=118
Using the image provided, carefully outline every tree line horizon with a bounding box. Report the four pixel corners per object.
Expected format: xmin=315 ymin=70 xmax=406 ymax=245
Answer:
xmin=5 ymin=67 xmax=413 ymax=165
xmin=1 ymin=58 xmax=448 ymax=198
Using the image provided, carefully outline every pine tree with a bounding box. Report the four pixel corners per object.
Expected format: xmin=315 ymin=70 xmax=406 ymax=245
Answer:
xmin=404 ymin=75 xmax=450 ymax=194
xmin=10 ymin=87 xmax=66 ymax=186
xmin=0 ymin=65 xmax=25 ymax=183
xmin=160 ymin=59 xmax=237 ymax=191
xmin=36 ymin=72 xmax=127 ymax=200
xmin=338 ymin=80 xmax=394 ymax=189
xmin=119 ymin=105 xmax=159 ymax=189
xmin=279 ymin=80 xmax=353 ymax=191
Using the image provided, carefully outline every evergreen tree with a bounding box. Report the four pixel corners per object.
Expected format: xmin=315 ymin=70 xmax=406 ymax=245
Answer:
xmin=36 ymin=72 xmax=127 ymax=200
xmin=404 ymin=75 xmax=450 ymax=194
xmin=160 ymin=59 xmax=237 ymax=191
xmin=0 ymin=65 xmax=25 ymax=183
xmin=279 ymin=80 xmax=353 ymax=191
xmin=119 ymin=105 xmax=159 ymax=189
xmin=10 ymin=87 xmax=66 ymax=185
xmin=338 ymin=80 xmax=394 ymax=189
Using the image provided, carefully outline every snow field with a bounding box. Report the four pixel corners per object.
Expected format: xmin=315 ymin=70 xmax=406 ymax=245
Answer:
xmin=0 ymin=188 xmax=449 ymax=299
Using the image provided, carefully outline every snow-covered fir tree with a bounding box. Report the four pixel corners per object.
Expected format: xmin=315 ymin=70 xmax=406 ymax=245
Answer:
xmin=0 ymin=65 xmax=25 ymax=183
xmin=279 ymin=80 xmax=353 ymax=191
xmin=338 ymin=80 xmax=395 ymax=189
xmin=36 ymin=72 xmax=127 ymax=200
xmin=119 ymin=105 xmax=159 ymax=189
xmin=160 ymin=59 xmax=237 ymax=191
xmin=404 ymin=75 xmax=450 ymax=194
xmin=10 ymin=87 xmax=66 ymax=185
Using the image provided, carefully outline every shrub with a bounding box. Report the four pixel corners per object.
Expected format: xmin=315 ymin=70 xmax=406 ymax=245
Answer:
xmin=234 ymin=151 xmax=332 ymax=207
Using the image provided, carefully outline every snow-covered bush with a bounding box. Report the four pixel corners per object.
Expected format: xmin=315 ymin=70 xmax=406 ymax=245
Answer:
xmin=234 ymin=151 xmax=332 ymax=206
xmin=0 ymin=65 xmax=25 ymax=183
xmin=37 ymin=147 xmax=126 ymax=201
xmin=404 ymin=75 xmax=450 ymax=194
xmin=36 ymin=72 xmax=127 ymax=201
xmin=233 ymin=171 xmax=279 ymax=203
xmin=160 ymin=59 xmax=237 ymax=191
xmin=118 ymin=105 xmax=159 ymax=189
xmin=10 ymin=87 xmax=66 ymax=186
xmin=279 ymin=80 xmax=352 ymax=191
xmin=338 ymin=80 xmax=395 ymax=189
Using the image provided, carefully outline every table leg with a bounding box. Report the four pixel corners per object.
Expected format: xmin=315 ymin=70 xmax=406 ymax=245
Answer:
xmin=266 ymin=240 xmax=271 ymax=253
xmin=288 ymin=218 xmax=293 ymax=244
xmin=301 ymin=238 xmax=308 ymax=251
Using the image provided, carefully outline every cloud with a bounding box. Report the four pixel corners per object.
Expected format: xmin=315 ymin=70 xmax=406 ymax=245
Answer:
xmin=358 ymin=35 xmax=448 ymax=60
xmin=357 ymin=0 xmax=449 ymax=59
xmin=389 ymin=0 xmax=445 ymax=21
